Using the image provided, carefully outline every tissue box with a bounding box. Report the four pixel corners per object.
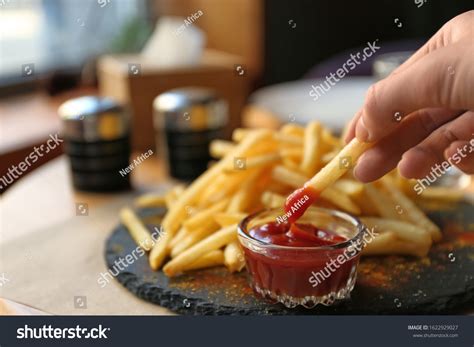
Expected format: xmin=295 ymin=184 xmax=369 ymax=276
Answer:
xmin=97 ymin=50 xmax=250 ymax=151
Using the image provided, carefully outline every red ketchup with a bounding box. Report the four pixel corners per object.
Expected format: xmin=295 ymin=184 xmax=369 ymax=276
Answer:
xmin=284 ymin=186 xmax=319 ymax=223
xmin=243 ymin=221 xmax=360 ymax=299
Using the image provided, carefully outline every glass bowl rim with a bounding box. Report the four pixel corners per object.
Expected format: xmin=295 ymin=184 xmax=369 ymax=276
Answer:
xmin=237 ymin=207 xmax=366 ymax=251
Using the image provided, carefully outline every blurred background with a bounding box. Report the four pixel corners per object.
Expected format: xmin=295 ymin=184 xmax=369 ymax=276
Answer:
xmin=1 ymin=0 xmax=473 ymax=199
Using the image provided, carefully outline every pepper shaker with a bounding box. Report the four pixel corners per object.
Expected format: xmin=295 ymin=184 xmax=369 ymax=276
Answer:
xmin=153 ymin=87 xmax=228 ymax=181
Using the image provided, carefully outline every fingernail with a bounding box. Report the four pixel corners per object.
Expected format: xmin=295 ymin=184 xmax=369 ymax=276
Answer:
xmin=355 ymin=117 xmax=370 ymax=142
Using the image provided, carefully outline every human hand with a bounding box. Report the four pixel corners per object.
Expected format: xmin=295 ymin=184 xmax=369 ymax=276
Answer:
xmin=345 ymin=10 xmax=474 ymax=182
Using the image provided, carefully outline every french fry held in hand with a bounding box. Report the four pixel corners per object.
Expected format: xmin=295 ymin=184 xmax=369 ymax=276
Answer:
xmin=271 ymin=165 xmax=360 ymax=215
xmin=303 ymin=138 xmax=371 ymax=193
xmin=284 ymin=138 xmax=371 ymax=222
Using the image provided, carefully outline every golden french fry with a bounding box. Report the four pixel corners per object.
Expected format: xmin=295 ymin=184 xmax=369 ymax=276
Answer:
xmin=182 ymin=250 xmax=225 ymax=271
xmin=196 ymin=174 xmax=234 ymax=206
xmin=197 ymin=171 xmax=250 ymax=207
xmin=274 ymin=132 xmax=303 ymax=146
xmin=271 ymin=165 xmax=306 ymax=187
xmin=171 ymin=220 xmax=220 ymax=258
xmin=120 ymin=207 xmax=154 ymax=251
xmin=164 ymin=224 xmax=237 ymax=276
xmin=380 ymin=177 xmax=442 ymax=242
xmin=361 ymin=217 xmax=432 ymax=247
xmin=280 ymin=123 xmax=305 ymax=137
xmin=362 ymin=231 xmax=430 ymax=258
xmin=168 ymin=226 xmax=188 ymax=250
xmin=164 ymin=190 xmax=177 ymax=208
xmin=301 ymin=121 xmax=322 ymax=176
xmin=352 ymin=187 xmax=381 ymax=216
xmin=224 ymin=241 xmax=246 ymax=273
xmin=223 ymin=152 xmax=281 ymax=173
xmin=332 ymin=179 xmax=364 ymax=199
xmin=232 ymin=128 xmax=254 ymax=142
xmin=183 ymin=199 xmax=229 ymax=231
xmin=261 ymin=191 xmax=286 ymax=208
xmin=210 ymin=140 xmax=235 ymax=158
xmin=280 ymin=148 xmax=303 ymax=160
xmin=394 ymin=174 xmax=417 ymax=197
xmin=164 ymin=185 xmax=186 ymax=208
xmin=361 ymin=231 xmax=397 ymax=255
xmin=417 ymin=187 xmax=464 ymax=202
xmin=134 ymin=193 xmax=167 ymax=208
xmin=214 ymin=213 xmax=247 ymax=227
xmin=227 ymin=169 xmax=264 ymax=213
xmin=320 ymin=187 xmax=361 ymax=215
xmin=271 ymin=165 xmax=360 ymax=214
xmin=364 ymin=183 xmax=401 ymax=220
xmin=173 ymin=185 xmax=185 ymax=195
xmin=282 ymin=156 xmax=301 ymax=172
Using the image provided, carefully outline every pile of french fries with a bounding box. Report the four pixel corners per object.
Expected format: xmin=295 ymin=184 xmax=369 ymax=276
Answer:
xmin=120 ymin=122 xmax=463 ymax=277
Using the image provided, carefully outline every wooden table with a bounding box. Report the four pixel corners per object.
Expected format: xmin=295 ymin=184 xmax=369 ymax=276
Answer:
xmin=0 ymin=154 xmax=175 ymax=315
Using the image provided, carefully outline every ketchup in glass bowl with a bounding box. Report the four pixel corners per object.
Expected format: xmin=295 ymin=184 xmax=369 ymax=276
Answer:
xmin=237 ymin=207 xmax=365 ymax=308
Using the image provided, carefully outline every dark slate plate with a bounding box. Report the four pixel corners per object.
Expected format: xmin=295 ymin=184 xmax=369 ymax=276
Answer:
xmin=105 ymin=203 xmax=474 ymax=315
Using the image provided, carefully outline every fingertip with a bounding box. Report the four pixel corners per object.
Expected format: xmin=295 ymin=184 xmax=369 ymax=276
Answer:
xmin=353 ymin=152 xmax=376 ymax=183
xmin=353 ymin=163 xmax=371 ymax=183
xmin=396 ymin=159 xmax=412 ymax=179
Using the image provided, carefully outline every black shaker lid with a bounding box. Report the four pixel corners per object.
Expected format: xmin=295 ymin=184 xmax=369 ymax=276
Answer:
xmin=153 ymin=87 xmax=228 ymax=131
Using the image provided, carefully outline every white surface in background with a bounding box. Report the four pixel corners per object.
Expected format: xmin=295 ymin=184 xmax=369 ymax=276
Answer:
xmin=142 ymin=16 xmax=205 ymax=68
xmin=251 ymin=77 xmax=375 ymax=132
xmin=0 ymin=157 xmax=75 ymax=244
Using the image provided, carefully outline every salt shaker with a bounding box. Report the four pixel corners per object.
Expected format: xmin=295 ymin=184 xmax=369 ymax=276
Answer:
xmin=59 ymin=96 xmax=131 ymax=191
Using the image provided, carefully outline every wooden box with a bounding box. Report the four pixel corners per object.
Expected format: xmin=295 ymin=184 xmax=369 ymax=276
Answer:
xmin=97 ymin=50 xmax=251 ymax=151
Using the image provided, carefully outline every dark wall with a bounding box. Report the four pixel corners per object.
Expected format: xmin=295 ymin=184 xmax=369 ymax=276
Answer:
xmin=263 ymin=0 xmax=473 ymax=85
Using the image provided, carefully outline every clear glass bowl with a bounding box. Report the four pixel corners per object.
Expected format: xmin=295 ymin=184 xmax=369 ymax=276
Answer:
xmin=238 ymin=207 xmax=365 ymax=309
